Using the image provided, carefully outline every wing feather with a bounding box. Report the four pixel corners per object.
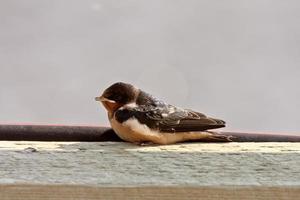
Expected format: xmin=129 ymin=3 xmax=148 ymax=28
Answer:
xmin=115 ymin=104 xmax=225 ymax=133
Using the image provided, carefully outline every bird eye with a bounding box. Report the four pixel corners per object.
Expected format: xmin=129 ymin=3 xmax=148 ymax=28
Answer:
xmin=108 ymin=93 xmax=122 ymax=102
xmin=114 ymin=95 xmax=122 ymax=101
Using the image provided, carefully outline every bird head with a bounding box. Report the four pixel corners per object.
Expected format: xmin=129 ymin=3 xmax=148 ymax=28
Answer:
xmin=95 ymin=82 xmax=138 ymax=113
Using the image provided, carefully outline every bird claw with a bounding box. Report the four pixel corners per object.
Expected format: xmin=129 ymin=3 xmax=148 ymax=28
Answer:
xmin=133 ymin=142 xmax=156 ymax=146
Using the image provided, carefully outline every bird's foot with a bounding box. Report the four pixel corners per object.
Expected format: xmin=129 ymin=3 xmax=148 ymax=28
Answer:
xmin=133 ymin=142 xmax=157 ymax=146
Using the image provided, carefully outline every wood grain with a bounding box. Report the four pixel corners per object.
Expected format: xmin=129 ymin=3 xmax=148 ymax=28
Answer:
xmin=0 ymin=142 xmax=299 ymax=199
xmin=0 ymin=142 xmax=299 ymax=185
xmin=1 ymin=185 xmax=299 ymax=200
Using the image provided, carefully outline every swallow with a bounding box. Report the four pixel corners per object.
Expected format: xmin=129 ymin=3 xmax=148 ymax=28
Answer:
xmin=95 ymin=82 xmax=231 ymax=145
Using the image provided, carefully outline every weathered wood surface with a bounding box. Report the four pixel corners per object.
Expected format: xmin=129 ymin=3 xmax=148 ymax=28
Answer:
xmin=0 ymin=142 xmax=300 ymax=199
xmin=1 ymin=185 xmax=299 ymax=200
xmin=0 ymin=142 xmax=299 ymax=185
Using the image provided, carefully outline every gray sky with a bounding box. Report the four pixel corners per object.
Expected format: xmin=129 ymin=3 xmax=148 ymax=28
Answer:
xmin=0 ymin=0 xmax=300 ymax=133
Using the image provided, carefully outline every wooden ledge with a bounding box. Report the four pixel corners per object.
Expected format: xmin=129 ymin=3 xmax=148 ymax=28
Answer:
xmin=1 ymin=185 xmax=299 ymax=200
xmin=0 ymin=142 xmax=299 ymax=199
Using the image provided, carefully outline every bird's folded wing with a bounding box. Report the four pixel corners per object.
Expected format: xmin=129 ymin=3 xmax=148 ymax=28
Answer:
xmin=115 ymin=105 xmax=225 ymax=133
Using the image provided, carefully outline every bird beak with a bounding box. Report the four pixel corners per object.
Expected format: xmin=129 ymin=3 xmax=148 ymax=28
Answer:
xmin=95 ymin=96 xmax=116 ymax=103
xmin=95 ymin=95 xmax=119 ymax=112
xmin=95 ymin=96 xmax=102 ymax=101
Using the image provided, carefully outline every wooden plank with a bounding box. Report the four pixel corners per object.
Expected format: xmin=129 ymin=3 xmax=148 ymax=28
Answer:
xmin=0 ymin=142 xmax=299 ymax=186
xmin=0 ymin=142 xmax=299 ymax=199
xmin=0 ymin=185 xmax=299 ymax=200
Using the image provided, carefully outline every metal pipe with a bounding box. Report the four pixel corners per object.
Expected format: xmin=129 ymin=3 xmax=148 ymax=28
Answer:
xmin=0 ymin=124 xmax=121 ymax=141
xmin=0 ymin=124 xmax=299 ymax=142
xmin=221 ymin=131 xmax=300 ymax=142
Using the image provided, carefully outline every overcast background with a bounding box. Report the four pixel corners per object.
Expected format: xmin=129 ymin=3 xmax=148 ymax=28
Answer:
xmin=0 ymin=0 xmax=299 ymax=133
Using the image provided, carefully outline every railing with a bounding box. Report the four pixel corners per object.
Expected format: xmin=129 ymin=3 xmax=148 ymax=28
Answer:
xmin=0 ymin=124 xmax=299 ymax=142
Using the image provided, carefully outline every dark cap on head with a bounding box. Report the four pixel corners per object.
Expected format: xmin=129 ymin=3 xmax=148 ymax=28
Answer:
xmin=101 ymin=82 xmax=138 ymax=104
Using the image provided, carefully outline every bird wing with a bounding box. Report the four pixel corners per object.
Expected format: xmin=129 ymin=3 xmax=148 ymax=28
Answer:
xmin=114 ymin=104 xmax=225 ymax=133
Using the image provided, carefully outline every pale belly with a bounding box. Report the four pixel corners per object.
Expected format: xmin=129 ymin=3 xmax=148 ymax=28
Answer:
xmin=109 ymin=117 xmax=159 ymax=143
xmin=109 ymin=117 xmax=217 ymax=145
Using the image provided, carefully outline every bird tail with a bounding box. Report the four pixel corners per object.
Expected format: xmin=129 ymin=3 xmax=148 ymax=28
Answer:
xmin=202 ymin=131 xmax=233 ymax=142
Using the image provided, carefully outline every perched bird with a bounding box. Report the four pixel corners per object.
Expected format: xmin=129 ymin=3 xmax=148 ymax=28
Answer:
xmin=95 ymin=82 xmax=231 ymax=145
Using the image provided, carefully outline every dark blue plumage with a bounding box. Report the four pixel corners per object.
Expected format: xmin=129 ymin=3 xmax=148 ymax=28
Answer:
xmin=115 ymin=90 xmax=225 ymax=133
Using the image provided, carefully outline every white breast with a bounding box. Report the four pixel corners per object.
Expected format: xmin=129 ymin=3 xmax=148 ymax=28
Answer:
xmin=110 ymin=117 xmax=160 ymax=143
